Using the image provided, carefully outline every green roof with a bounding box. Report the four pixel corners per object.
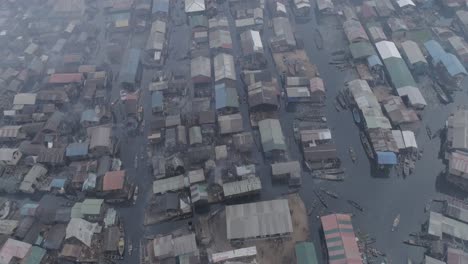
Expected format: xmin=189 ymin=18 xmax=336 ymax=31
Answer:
xmin=258 ymin=119 xmax=286 ymax=152
xmin=295 ymin=242 xmax=318 ymax=264
xmin=81 ymin=199 xmax=104 ymax=215
xmin=383 ymin=57 xmax=416 ymax=88
xmin=71 ymin=202 xmax=83 ymax=218
xmin=22 ymin=246 xmax=46 ymax=264
xmin=349 ymin=42 xmax=376 ymax=59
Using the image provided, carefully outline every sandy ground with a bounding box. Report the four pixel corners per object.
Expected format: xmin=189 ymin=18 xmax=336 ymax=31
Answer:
xmin=197 ymin=193 xmax=309 ymax=264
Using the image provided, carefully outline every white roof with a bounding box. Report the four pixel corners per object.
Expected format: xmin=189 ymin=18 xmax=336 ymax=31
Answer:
xmin=13 ymin=93 xmax=37 ymax=105
xmin=402 ymin=130 xmax=418 ymax=149
xmin=251 ymin=30 xmax=263 ymax=52
xmin=211 ymin=246 xmax=257 ymax=263
xmin=397 ymin=86 xmax=427 ymax=108
xmin=391 ymin=130 xmax=405 ymax=150
xmin=214 ymin=53 xmax=236 ymax=82
xmin=376 ymin=41 xmax=402 ymax=60
xmin=396 ymin=0 xmax=415 ymax=7
xmin=152 ymin=175 xmax=188 ymax=194
xmin=185 ymin=0 xmax=205 ymax=13
xmin=66 ymin=218 xmax=99 ymax=247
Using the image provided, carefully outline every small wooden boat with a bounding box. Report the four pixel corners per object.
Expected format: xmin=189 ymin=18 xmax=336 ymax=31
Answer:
xmin=320 ymin=188 xmax=339 ymax=199
xmin=336 ymin=92 xmax=347 ymax=109
xmin=314 ymin=190 xmax=328 ymax=208
xmin=352 ymin=108 xmax=361 ymax=124
xmin=433 ymin=81 xmax=450 ymax=104
xmin=312 ymin=172 xmax=345 ymax=181
xmin=392 ymin=214 xmax=400 ymax=232
xmin=360 ymin=131 xmax=374 ymax=160
xmin=118 ymin=237 xmax=125 ymax=256
xmin=426 ymin=126 xmax=432 ymax=139
xmin=128 ymin=240 xmax=133 ymax=256
xmin=320 ymin=168 xmax=345 ymax=174
xmin=133 ymin=186 xmax=139 ymax=204
xmin=349 ymin=147 xmax=356 ymax=162
xmin=347 ymin=200 xmax=363 ymax=211
xmin=334 ymin=101 xmax=341 ymax=112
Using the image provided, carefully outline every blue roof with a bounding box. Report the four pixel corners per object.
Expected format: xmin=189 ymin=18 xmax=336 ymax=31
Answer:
xmin=215 ymin=83 xmax=239 ymax=110
xmin=367 ymin=54 xmax=383 ymax=67
xmin=50 ymin=178 xmax=66 ymax=188
xmin=152 ymin=0 xmax=169 ymax=14
xmin=424 ymin=40 xmax=446 ymax=64
xmin=66 ymin=142 xmax=89 ymax=157
xmin=376 ymin=152 xmax=397 ymax=165
xmin=151 ymin=91 xmax=164 ymax=108
xmin=441 ymin=53 xmax=467 ymax=77
xmin=118 ymin=48 xmax=141 ymax=84
xmin=20 ymin=203 xmax=39 ymax=216
xmin=81 ymin=109 xmax=99 ymax=123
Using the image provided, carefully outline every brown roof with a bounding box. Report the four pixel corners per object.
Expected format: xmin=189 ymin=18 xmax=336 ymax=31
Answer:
xmin=103 ymin=170 xmax=125 ymax=191
xmin=60 ymin=243 xmax=82 ymax=258
xmin=48 ymin=73 xmax=83 ymax=84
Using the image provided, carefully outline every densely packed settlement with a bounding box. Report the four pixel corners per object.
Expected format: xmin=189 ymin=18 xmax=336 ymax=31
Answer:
xmin=1 ymin=0 xmax=468 ymax=263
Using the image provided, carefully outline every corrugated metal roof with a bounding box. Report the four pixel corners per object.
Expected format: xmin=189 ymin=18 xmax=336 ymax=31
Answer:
xmin=424 ymin=40 xmax=446 ymax=64
xmin=272 ymin=17 xmax=296 ymax=47
xmin=383 ymin=57 xmax=417 ymax=88
xmin=185 ymin=0 xmax=205 ymax=13
xmin=226 ymin=199 xmax=292 ymax=239
xmin=441 ymin=53 xmax=467 ymax=77
xmin=376 ymin=151 xmax=397 ymax=165
xmin=189 ymin=126 xmax=202 ymax=145
xmin=151 ymin=91 xmax=164 ymax=109
xmin=152 ymin=0 xmax=169 ymax=14
xmin=22 ymin=246 xmax=46 ymax=264
xmin=66 ymin=218 xmax=98 ymax=247
xmin=343 ymin=20 xmax=369 ymax=43
xmin=66 ymin=142 xmax=89 ymax=157
xmin=81 ymin=199 xmax=103 ymax=215
xmin=376 ymin=41 xmax=402 ymax=60
xmin=447 ymin=247 xmax=468 ymax=264
xmin=258 ymin=119 xmax=286 ymax=152
xmin=425 ymin=255 xmax=446 ymax=264
xmin=191 ymin=56 xmax=211 ymax=79
xmin=218 ymin=114 xmax=243 ymax=135
xmin=103 ymin=170 xmax=125 ymax=191
xmin=0 ymin=238 xmax=31 ymax=264
xmin=214 ymin=53 xmax=236 ymax=82
xmin=320 ymin=214 xmax=362 ymax=264
xmin=349 ymin=41 xmax=375 ymax=59
xmin=391 ymin=130 xmax=405 ymax=149
xmin=0 ymin=126 xmax=22 ymax=139
xmin=153 ymin=175 xmax=187 ymax=194
xmin=401 ymin=40 xmax=427 ymax=65
xmin=48 ymin=73 xmax=83 ymax=84
xmin=13 ymin=93 xmax=36 ymax=105
xmin=428 ymin=211 xmax=468 ymax=241
xmin=223 ymin=177 xmax=262 ymax=197
xmin=295 ymin=242 xmax=318 ymax=264
xmin=215 ymin=83 xmax=239 ymax=110
xmin=240 ymin=30 xmax=263 ymax=54
xmin=402 ymin=130 xmax=417 ymax=149
xmin=118 ymin=48 xmax=141 ymax=84
xmin=397 ymin=86 xmax=427 ymax=108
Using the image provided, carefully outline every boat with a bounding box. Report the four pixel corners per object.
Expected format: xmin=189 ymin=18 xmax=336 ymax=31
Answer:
xmin=314 ymin=190 xmax=328 ymax=208
xmin=347 ymin=200 xmax=363 ymax=211
xmin=352 ymin=108 xmax=361 ymax=124
xmin=348 ymin=147 xmax=356 ymax=162
xmin=336 ymin=92 xmax=347 ymax=109
xmin=312 ymin=172 xmax=345 ymax=181
xmin=128 ymin=240 xmax=133 ymax=256
xmin=359 ymin=131 xmax=374 ymax=160
xmin=433 ymin=81 xmax=450 ymax=104
xmin=320 ymin=168 xmax=345 ymax=174
xmin=403 ymin=158 xmax=410 ymax=177
xmin=320 ymin=188 xmax=339 ymax=199
xmin=314 ymin=28 xmax=323 ymax=49
xmin=133 ymin=186 xmax=139 ymax=204
xmin=426 ymin=126 xmax=432 ymax=139
xmin=118 ymin=237 xmax=125 ymax=256
xmin=403 ymin=239 xmax=427 ymax=248
xmin=392 ymin=214 xmax=400 ymax=232
xmin=334 ymin=101 xmax=341 ymax=112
